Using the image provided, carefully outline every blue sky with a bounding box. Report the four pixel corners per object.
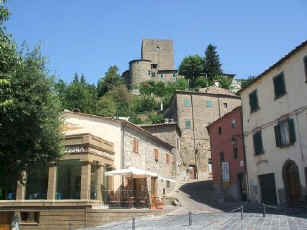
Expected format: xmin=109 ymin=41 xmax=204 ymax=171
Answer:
xmin=5 ymin=0 xmax=307 ymax=84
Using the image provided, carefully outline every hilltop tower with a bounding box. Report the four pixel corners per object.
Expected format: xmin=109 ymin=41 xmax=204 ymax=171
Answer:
xmin=124 ymin=39 xmax=183 ymax=92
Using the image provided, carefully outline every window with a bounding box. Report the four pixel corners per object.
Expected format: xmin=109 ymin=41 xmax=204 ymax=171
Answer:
xmin=167 ymin=181 xmax=170 ymax=188
xmin=232 ymin=119 xmax=236 ymax=128
xmin=273 ymin=73 xmax=286 ymax=99
xmin=148 ymin=70 xmax=151 ymax=76
xmin=154 ymin=149 xmax=159 ymax=162
xmin=185 ymin=120 xmax=191 ymax=129
xmin=133 ymin=138 xmax=139 ymax=153
xmin=274 ymin=119 xmax=296 ymax=147
xmin=21 ymin=212 xmax=40 ymax=224
xmin=249 ymin=90 xmax=260 ymax=113
xmin=253 ymin=131 xmax=264 ymax=155
xmin=218 ymin=127 xmax=222 ymax=135
xmin=219 ymin=152 xmax=224 ymax=162
xmin=224 ymin=103 xmax=228 ymax=108
xmin=232 ymin=137 xmax=238 ymax=159
xmin=160 ymin=74 xmax=163 ymax=78
xmin=151 ymin=64 xmax=157 ymax=69
xmin=173 ymin=73 xmax=177 ymax=78
xmin=166 ymin=153 xmax=170 ymax=164
xmin=304 ymin=56 xmax=307 ymax=81
xmin=184 ymin=98 xmax=191 ymax=107
xmin=206 ymin=100 xmax=213 ymax=108
xmin=151 ymin=72 xmax=156 ymax=77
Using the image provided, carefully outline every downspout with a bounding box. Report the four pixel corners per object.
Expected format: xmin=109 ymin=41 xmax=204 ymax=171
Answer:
xmin=190 ymin=94 xmax=197 ymax=179
xmin=240 ymin=108 xmax=249 ymax=202
xmin=217 ymin=97 xmax=221 ymax=118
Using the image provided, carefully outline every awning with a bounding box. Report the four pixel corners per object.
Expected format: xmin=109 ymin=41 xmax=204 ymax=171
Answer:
xmin=105 ymin=167 xmax=158 ymax=178
xmin=158 ymin=176 xmax=176 ymax=183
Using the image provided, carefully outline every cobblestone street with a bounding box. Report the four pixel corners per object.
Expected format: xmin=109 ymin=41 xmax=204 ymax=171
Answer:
xmin=82 ymin=212 xmax=307 ymax=230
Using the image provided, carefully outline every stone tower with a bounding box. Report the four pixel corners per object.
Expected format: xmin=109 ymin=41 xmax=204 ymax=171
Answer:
xmin=141 ymin=40 xmax=175 ymax=70
xmin=124 ymin=39 xmax=182 ymax=91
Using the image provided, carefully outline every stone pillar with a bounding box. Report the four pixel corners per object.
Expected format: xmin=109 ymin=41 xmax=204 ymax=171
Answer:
xmin=81 ymin=161 xmax=91 ymax=200
xmin=96 ymin=164 xmax=104 ymax=202
xmin=146 ymin=176 xmax=152 ymax=208
xmin=47 ymin=162 xmax=57 ymax=200
xmin=16 ymin=171 xmax=26 ymax=200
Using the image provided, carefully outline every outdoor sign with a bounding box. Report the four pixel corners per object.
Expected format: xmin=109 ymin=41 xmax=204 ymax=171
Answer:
xmin=222 ymin=161 xmax=230 ymax=184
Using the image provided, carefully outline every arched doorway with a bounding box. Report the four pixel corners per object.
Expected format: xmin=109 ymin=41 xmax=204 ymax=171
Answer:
xmin=283 ymin=160 xmax=301 ymax=205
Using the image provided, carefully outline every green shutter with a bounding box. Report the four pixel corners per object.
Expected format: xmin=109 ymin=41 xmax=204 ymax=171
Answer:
xmin=253 ymin=131 xmax=264 ymax=155
xmin=288 ymin=118 xmax=296 ymax=144
xmin=274 ymin=124 xmax=281 ymax=147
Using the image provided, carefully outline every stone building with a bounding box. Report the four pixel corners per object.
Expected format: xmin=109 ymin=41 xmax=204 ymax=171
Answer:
xmin=123 ymin=39 xmax=183 ymax=91
xmin=207 ymin=106 xmax=247 ymax=201
xmin=164 ymin=86 xmax=241 ymax=180
xmin=0 ymin=111 xmax=176 ymax=229
xmin=239 ymin=40 xmax=307 ymax=205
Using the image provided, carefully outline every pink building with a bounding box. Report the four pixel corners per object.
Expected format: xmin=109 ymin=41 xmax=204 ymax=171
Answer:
xmin=207 ymin=106 xmax=247 ymax=201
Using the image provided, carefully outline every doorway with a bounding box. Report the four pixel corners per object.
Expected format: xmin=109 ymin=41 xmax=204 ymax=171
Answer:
xmin=258 ymin=173 xmax=277 ymax=205
xmin=283 ymin=160 xmax=301 ymax=205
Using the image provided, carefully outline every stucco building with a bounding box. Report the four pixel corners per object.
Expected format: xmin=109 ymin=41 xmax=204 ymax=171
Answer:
xmin=0 ymin=111 xmax=177 ymax=229
xmin=164 ymin=86 xmax=242 ymax=180
xmin=207 ymin=106 xmax=246 ymax=201
xmin=239 ymin=40 xmax=307 ymax=205
xmin=123 ymin=39 xmax=183 ymax=91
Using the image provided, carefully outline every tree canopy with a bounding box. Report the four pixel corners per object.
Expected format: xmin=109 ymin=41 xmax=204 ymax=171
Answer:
xmin=178 ymin=55 xmax=204 ymax=88
xmin=203 ymin=44 xmax=223 ymax=81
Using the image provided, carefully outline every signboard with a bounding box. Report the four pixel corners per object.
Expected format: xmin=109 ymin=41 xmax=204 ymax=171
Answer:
xmin=65 ymin=145 xmax=88 ymax=153
xmin=221 ymin=161 xmax=230 ymax=183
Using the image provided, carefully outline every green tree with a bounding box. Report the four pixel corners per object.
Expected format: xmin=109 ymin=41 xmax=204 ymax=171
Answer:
xmin=178 ymin=55 xmax=204 ymax=88
xmin=216 ymin=75 xmax=233 ymax=89
xmin=96 ymin=94 xmax=117 ymax=117
xmin=240 ymin=76 xmax=256 ymax=89
xmin=203 ymin=44 xmax=223 ymax=81
xmin=0 ymin=47 xmax=63 ymax=180
xmin=194 ymin=77 xmax=211 ymax=90
xmin=97 ymin=65 xmax=123 ymax=97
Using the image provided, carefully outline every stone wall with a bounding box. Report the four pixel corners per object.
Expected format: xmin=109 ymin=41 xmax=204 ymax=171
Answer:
xmin=165 ymin=91 xmax=241 ymax=180
xmin=123 ymin=126 xmax=176 ymax=195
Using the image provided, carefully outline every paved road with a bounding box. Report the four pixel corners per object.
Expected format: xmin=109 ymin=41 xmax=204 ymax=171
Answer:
xmin=82 ymin=212 xmax=307 ymax=230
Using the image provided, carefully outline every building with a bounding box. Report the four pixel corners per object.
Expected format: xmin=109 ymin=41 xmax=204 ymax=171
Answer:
xmin=0 ymin=111 xmax=177 ymax=229
xmin=207 ymin=106 xmax=247 ymax=201
xmin=123 ymin=39 xmax=183 ymax=91
xmin=239 ymin=40 xmax=307 ymax=205
xmin=164 ymin=86 xmax=242 ymax=180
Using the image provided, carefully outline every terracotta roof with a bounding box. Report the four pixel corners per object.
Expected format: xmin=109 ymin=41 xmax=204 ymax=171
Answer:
xmin=198 ymin=86 xmax=237 ymax=96
xmin=206 ymin=106 xmax=242 ymax=130
xmin=62 ymin=110 xmax=174 ymax=150
xmin=238 ymin=40 xmax=307 ymax=94
xmin=175 ymin=89 xmax=240 ymax=99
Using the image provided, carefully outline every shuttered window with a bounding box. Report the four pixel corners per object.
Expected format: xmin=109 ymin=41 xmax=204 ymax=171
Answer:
xmin=184 ymin=98 xmax=191 ymax=107
xmin=219 ymin=152 xmax=224 ymax=162
xmin=166 ymin=153 xmax=170 ymax=164
xmin=274 ymin=118 xmax=296 ymax=147
xmin=304 ymin=56 xmax=307 ymax=81
xmin=154 ymin=149 xmax=159 ymax=162
xmin=253 ymin=131 xmax=264 ymax=155
xmin=133 ymin=138 xmax=139 ymax=153
xmin=249 ymin=90 xmax=260 ymax=113
xmin=273 ymin=73 xmax=286 ymax=99
xmin=185 ymin=120 xmax=191 ymax=129
xmin=206 ymin=101 xmax=213 ymax=108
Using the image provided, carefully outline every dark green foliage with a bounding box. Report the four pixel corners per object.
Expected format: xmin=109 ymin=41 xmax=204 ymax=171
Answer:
xmin=203 ymin=44 xmax=223 ymax=81
xmin=215 ymin=75 xmax=233 ymax=89
xmin=240 ymin=76 xmax=256 ymax=89
xmin=97 ymin=65 xmax=123 ymax=97
xmin=0 ymin=47 xmax=63 ymax=179
xmin=194 ymin=77 xmax=211 ymax=89
xmin=179 ymin=55 xmax=204 ymax=88
xmin=148 ymin=113 xmax=164 ymax=124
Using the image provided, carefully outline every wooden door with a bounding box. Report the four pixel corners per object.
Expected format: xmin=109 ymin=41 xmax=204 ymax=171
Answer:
xmin=286 ymin=164 xmax=301 ymax=203
xmin=258 ymin=173 xmax=277 ymax=205
xmin=0 ymin=212 xmax=12 ymax=230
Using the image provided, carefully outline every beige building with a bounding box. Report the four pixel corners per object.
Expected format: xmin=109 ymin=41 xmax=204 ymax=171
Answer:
xmin=239 ymin=40 xmax=307 ymax=205
xmin=0 ymin=111 xmax=176 ymax=229
xmin=165 ymin=87 xmax=241 ymax=180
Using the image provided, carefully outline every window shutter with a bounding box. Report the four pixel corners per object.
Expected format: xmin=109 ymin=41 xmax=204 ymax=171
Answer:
xmin=288 ymin=119 xmax=296 ymax=144
xmin=274 ymin=124 xmax=281 ymax=147
xmin=253 ymin=131 xmax=264 ymax=154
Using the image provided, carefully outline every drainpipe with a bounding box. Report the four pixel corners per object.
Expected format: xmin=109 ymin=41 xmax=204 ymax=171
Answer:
xmin=240 ymin=108 xmax=249 ymax=202
xmin=190 ymin=94 xmax=198 ymax=179
xmin=294 ymin=114 xmax=304 ymax=162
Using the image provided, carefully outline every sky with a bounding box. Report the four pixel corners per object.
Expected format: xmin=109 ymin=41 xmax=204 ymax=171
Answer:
xmin=5 ymin=0 xmax=307 ymax=84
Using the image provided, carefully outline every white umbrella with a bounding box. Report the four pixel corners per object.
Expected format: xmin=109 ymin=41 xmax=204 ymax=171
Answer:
xmin=105 ymin=167 xmax=158 ymax=178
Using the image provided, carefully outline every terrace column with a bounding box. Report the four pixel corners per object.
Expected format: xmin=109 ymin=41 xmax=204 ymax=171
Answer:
xmin=47 ymin=162 xmax=57 ymax=200
xmin=96 ymin=164 xmax=104 ymax=202
xmin=16 ymin=171 xmax=26 ymax=200
xmin=81 ymin=161 xmax=91 ymax=200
